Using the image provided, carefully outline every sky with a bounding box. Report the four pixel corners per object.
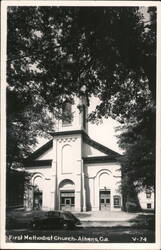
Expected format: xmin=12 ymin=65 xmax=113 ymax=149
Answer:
xmin=88 ymin=117 xmax=122 ymax=154
xmin=87 ymin=97 xmax=123 ymax=154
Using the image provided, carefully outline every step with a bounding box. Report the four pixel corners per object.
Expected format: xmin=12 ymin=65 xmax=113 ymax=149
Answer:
xmin=80 ymin=221 xmax=134 ymax=227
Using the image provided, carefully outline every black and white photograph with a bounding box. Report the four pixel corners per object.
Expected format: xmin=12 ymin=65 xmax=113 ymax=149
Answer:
xmin=0 ymin=1 xmax=161 ymax=249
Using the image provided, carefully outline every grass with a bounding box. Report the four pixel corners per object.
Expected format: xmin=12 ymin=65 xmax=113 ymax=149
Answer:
xmin=6 ymin=209 xmax=155 ymax=230
xmin=129 ymin=214 xmax=155 ymax=230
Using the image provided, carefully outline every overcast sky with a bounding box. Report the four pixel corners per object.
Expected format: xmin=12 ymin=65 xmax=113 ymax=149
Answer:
xmin=88 ymin=97 xmax=122 ymax=154
xmin=88 ymin=117 xmax=122 ymax=154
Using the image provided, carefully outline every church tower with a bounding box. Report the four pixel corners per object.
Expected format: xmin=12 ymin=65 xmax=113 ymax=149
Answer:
xmin=50 ymin=93 xmax=89 ymax=212
xmin=56 ymin=95 xmax=88 ymax=134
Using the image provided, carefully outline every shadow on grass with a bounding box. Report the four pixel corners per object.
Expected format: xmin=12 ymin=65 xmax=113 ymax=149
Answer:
xmin=6 ymin=210 xmax=49 ymax=229
xmin=128 ymin=214 xmax=155 ymax=230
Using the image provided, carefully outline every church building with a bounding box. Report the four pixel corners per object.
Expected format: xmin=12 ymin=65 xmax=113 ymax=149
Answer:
xmin=24 ymin=96 xmax=122 ymax=212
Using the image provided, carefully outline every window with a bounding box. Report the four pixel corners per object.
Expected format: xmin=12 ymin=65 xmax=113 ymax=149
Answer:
xmin=62 ymin=102 xmax=72 ymax=125
xmin=147 ymin=203 xmax=152 ymax=209
xmin=47 ymin=211 xmax=60 ymax=218
xmin=61 ymin=197 xmax=65 ymax=205
xmin=71 ymin=197 xmax=75 ymax=205
xmin=146 ymin=192 xmax=151 ymax=199
xmin=66 ymin=199 xmax=70 ymax=205
xmin=114 ymin=196 xmax=121 ymax=208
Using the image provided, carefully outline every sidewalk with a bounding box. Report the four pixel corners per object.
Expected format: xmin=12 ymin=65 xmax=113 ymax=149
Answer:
xmin=73 ymin=211 xmax=153 ymax=227
xmin=73 ymin=210 xmax=138 ymax=221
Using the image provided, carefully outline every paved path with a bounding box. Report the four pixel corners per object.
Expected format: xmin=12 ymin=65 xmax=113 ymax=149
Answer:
xmin=73 ymin=210 xmax=138 ymax=221
xmin=73 ymin=211 xmax=150 ymax=227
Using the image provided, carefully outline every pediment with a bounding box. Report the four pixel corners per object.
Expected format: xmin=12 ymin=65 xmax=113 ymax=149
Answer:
xmin=83 ymin=133 xmax=120 ymax=158
xmin=83 ymin=142 xmax=107 ymax=157
xmin=36 ymin=147 xmax=53 ymax=160
xmin=25 ymin=139 xmax=53 ymax=161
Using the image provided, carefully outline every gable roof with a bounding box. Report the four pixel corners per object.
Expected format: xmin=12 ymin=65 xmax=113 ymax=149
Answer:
xmin=25 ymin=139 xmax=53 ymax=161
xmin=82 ymin=133 xmax=120 ymax=158
xmin=24 ymin=159 xmax=52 ymax=167
xmin=24 ymin=130 xmax=121 ymax=166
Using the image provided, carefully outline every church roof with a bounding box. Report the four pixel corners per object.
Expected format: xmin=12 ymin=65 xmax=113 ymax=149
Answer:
xmin=83 ymin=156 xmax=119 ymax=164
xmin=24 ymin=130 xmax=121 ymax=167
xmin=25 ymin=139 xmax=53 ymax=161
xmin=83 ymin=133 xmax=120 ymax=158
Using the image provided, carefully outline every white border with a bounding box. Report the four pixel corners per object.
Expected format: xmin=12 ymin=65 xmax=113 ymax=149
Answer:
xmin=1 ymin=1 xmax=161 ymax=249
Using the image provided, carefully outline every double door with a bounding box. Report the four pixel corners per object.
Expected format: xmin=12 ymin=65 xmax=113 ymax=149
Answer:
xmin=100 ymin=190 xmax=111 ymax=210
xmin=60 ymin=191 xmax=75 ymax=211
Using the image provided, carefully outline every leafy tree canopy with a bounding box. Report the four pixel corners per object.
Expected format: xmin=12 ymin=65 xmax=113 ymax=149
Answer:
xmin=7 ymin=6 xmax=156 ymax=190
xmin=8 ymin=6 xmax=156 ymax=120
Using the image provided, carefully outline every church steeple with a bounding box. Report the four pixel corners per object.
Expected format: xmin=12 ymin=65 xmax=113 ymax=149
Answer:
xmin=57 ymin=95 xmax=88 ymax=133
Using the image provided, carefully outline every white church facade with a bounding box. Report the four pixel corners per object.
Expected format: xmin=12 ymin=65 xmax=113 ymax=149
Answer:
xmin=24 ymin=97 xmax=123 ymax=212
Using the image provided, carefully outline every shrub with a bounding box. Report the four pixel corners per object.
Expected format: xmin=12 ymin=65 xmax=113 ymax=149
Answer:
xmin=125 ymin=201 xmax=138 ymax=212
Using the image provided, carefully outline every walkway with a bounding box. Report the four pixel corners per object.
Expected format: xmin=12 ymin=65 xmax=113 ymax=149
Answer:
xmin=73 ymin=210 xmax=151 ymax=227
xmin=74 ymin=210 xmax=137 ymax=221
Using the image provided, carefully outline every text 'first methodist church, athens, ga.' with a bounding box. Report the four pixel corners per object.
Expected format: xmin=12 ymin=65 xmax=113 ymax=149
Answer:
xmin=24 ymin=95 xmax=123 ymax=212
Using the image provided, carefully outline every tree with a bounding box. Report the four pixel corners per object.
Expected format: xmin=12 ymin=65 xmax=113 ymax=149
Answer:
xmin=7 ymin=87 xmax=55 ymax=170
xmin=8 ymin=7 xmax=155 ymax=118
xmin=7 ymin=6 xmax=156 ymax=191
xmin=118 ymin=107 xmax=155 ymax=190
xmin=117 ymin=7 xmax=156 ymax=194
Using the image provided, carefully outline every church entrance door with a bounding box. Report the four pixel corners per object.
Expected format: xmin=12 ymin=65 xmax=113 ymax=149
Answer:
xmin=60 ymin=191 xmax=75 ymax=211
xmin=33 ymin=190 xmax=42 ymax=210
xmin=100 ymin=190 xmax=110 ymax=210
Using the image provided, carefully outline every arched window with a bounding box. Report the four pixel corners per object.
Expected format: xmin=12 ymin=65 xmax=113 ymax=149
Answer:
xmin=62 ymin=102 xmax=72 ymax=125
xmin=33 ymin=175 xmax=44 ymax=191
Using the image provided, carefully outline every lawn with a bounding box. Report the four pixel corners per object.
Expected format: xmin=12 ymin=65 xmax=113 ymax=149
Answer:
xmin=6 ymin=209 xmax=155 ymax=231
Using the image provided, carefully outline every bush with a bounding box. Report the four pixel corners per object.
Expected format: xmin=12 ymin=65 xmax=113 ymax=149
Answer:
xmin=125 ymin=201 xmax=138 ymax=212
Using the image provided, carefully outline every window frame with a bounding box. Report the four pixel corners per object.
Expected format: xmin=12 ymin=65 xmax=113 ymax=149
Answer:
xmin=113 ymin=195 xmax=121 ymax=208
xmin=147 ymin=203 xmax=152 ymax=209
xmin=146 ymin=191 xmax=151 ymax=199
xmin=62 ymin=102 xmax=72 ymax=126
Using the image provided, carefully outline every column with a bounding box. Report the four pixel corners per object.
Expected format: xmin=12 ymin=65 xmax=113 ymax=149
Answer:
xmin=81 ymin=163 xmax=86 ymax=211
xmin=94 ymin=176 xmax=99 ymax=211
xmin=51 ymin=161 xmax=57 ymax=210
xmin=75 ymin=160 xmax=82 ymax=211
xmin=110 ymin=189 xmax=114 ymax=211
